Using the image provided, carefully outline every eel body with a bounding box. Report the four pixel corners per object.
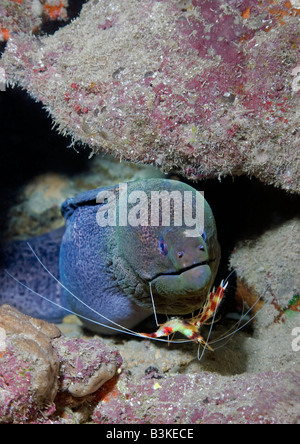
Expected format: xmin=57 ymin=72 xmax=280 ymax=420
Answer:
xmin=0 ymin=179 xmax=220 ymax=334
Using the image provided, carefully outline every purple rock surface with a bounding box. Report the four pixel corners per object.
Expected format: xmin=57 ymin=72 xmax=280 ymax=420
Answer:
xmin=94 ymin=366 xmax=300 ymax=424
xmin=0 ymin=304 xmax=61 ymax=423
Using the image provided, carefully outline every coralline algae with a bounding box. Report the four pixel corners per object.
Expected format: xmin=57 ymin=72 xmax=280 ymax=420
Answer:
xmin=0 ymin=304 xmax=61 ymax=422
xmin=52 ymin=337 xmax=123 ymax=397
xmin=0 ymin=305 xmax=122 ymax=423
xmin=1 ymin=0 xmax=299 ymax=192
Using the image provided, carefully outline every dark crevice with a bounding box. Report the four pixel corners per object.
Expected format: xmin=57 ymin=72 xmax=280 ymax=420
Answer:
xmin=0 ymin=1 xmax=87 ymax=59
xmin=0 ymin=40 xmax=7 ymax=58
xmin=41 ymin=0 xmax=88 ymax=35
xmin=0 ymin=87 xmax=90 ymax=187
xmin=0 ymin=86 xmax=90 ymax=242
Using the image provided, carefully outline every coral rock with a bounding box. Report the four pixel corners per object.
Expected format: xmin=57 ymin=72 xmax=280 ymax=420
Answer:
xmin=0 ymin=305 xmax=122 ymax=422
xmin=1 ymin=0 xmax=300 ymax=192
xmin=52 ymin=337 xmax=123 ymax=397
xmin=0 ymin=304 xmax=61 ymax=422
xmin=230 ymin=217 xmax=300 ymax=326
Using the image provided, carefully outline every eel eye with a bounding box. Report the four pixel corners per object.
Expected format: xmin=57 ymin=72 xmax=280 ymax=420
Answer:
xmin=158 ymin=238 xmax=168 ymax=255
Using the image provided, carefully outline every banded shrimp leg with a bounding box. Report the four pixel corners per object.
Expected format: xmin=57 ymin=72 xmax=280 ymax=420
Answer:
xmin=207 ymin=285 xmax=267 ymax=350
xmin=5 ymin=243 xmax=193 ymax=344
xmin=142 ymin=271 xmax=265 ymax=360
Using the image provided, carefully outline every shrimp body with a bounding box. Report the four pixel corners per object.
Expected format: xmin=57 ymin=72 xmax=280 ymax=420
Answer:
xmin=141 ymin=281 xmax=228 ymax=349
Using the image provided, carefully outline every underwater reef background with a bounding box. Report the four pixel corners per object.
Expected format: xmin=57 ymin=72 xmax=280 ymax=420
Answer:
xmin=0 ymin=0 xmax=299 ymax=423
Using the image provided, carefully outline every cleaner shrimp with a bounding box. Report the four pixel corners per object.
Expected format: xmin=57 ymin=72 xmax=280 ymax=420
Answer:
xmin=5 ymin=243 xmax=263 ymax=360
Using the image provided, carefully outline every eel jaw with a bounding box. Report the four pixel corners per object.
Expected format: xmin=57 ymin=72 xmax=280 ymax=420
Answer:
xmin=148 ymin=261 xmax=215 ymax=315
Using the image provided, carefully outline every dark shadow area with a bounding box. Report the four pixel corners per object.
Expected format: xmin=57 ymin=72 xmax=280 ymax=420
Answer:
xmin=41 ymin=0 xmax=88 ymax=35
xmin=0 ymin=40 xmax=6 ymax=58
xmin=0 ymin=87 xmax=91 ymax=240
xmin=0 ymin=86 xmax=90 ymax=186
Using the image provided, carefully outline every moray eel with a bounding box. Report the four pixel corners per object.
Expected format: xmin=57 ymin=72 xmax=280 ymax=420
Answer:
xmin=0 ymin=179 xmax=220 ymax=334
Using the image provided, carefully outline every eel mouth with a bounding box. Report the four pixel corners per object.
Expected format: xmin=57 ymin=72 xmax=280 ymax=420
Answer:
xmin=147 ymin=259 xmax=217 ymax=314
xmin=149 ymin=258 xmax=216 ymax=282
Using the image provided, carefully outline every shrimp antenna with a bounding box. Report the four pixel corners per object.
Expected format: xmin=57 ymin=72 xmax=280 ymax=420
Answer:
xmin=5 ymin=243 xmax=193 ymax=344
xmin=197 ymin=303 xmax=218 ymax=361
xmin=223 ymin=269 xmax=236 ymax=286
xmin=4 ymin=268 xmax=135 ymax=336
xmin=26 ymin=243 xmax=140 ymax=336
xmin=210 ymin=305 xmax=263 ymax=346
xmin=209 ymin=288 xmax=266 ymax=346
xmin=5 ymin=267 xmax=194 ymax=344
xmin=149 ymin=281 xmax=159 ymax=327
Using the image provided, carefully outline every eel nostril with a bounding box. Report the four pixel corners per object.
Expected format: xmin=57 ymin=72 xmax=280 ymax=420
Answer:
xmin=198 ymin=245 xmax=205 ymax=251
xmin=177 ymin=251 xmax=184 ymax=258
